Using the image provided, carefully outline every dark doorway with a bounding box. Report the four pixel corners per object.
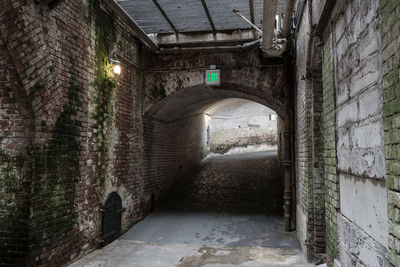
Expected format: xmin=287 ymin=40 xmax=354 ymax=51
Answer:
xmin=101 ymin=192 xmax=123 ymax=247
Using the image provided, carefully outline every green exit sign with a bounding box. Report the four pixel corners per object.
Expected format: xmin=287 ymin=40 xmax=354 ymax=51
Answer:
xmin=205 ymin=69 xmax=220 ymax=85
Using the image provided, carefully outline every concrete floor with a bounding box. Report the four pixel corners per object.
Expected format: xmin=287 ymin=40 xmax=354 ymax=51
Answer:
xmin=69 ymin=151 xmax=313 ymax=267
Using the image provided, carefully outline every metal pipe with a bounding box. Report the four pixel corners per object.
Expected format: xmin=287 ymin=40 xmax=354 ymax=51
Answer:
xmin=158 ymin=39 xmax=260 ymax=53
xmin=232 ymin=9 xmax=262 ymax=33
xmin=249 ymin=0 xmax=255 ymax=24
xmin=262 ymin=0 xmax=277 ymax=52
xmin=240 ymin=38 xmax=261 ymax=48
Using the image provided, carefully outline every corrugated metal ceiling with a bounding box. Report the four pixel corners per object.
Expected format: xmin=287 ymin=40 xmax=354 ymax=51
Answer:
xmin=116 ymin=0 xmax=264 ymax=34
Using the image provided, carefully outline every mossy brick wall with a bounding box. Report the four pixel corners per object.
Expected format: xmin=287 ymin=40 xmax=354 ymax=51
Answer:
xmin=295 ymin=2 xmax=339 ymax=264
xmin=0 ymin=0 xmax=146 ymax=265
xmin=0 ymin=38 xmax=34 ymax=266
xmin=381 ymin=0 xmax=400 ymax=266
xmin=311 ymin=42 xmax=326 ymax=263
xmin=322 ymin=33 xmax=338 ymax=266
xmin=322 ymin=0 xmax=387 ymax=266
xmin=295 ymin=0 xmax=317 ymax=260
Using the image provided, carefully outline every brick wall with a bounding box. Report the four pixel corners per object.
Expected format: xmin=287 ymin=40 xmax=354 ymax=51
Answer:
xmin=295 ymin=0 xmax=315 ymax=260
xmin=143 ymin=114 xmax=208 ymax=205
xmin=311 ymin=41 xmax=326 ymax=263
xmin=381 ymin=0 xmax=400 ymax=266
xmin=319 ymin=0 xmax=388 ymax=266
xmin=322 ymin=33 xmax=338 ymax=266
xmin=0 ymin=0 xmax=148 ymax=265
xmin=0 ymin=35 xmax=34 ymax=266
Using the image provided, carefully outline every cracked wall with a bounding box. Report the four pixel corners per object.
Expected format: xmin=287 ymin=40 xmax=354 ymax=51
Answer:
xmin=296 ymin=0 xmax=392 ymax=266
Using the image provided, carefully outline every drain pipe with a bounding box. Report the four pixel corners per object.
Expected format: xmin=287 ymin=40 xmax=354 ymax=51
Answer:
xmin=261 ymin=0 xmax=295 ymax=57
xmin=261 ymin=0 xmax=277 ymax=54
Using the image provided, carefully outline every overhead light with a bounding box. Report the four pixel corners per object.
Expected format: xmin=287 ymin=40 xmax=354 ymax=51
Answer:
xmin=109 ymin=50 xmax=121 ymax=75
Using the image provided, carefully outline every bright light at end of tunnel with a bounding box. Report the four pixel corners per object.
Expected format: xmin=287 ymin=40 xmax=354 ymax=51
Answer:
xmin=204 ymin=114 xmax=211 ymax=123
xmin=113 ymin=64 xmax=121 ymax=75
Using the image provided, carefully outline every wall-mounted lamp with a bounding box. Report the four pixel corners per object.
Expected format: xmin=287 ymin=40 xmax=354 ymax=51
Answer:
xmin=109 ymin=50 xmax=121 ymax=75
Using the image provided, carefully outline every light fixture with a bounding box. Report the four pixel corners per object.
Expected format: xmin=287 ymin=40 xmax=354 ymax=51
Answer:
xmin=109 ymin=50 xmax=121 ymax=75
xmin=113 ymin=64 xmax=121 ymax=75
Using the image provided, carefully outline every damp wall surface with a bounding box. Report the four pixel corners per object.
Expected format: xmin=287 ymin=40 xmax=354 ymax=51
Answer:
xmin=0 ymin=1 xmax=292 ymax=266
xmin=294 ymin=0 xmax=394 ymax=266
xmin=0 ymin=0 xmax=147 ymax=265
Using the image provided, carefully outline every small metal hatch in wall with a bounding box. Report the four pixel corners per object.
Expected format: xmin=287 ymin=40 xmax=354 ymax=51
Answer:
xmin=100 ymin=192 xmax=125 ymax=247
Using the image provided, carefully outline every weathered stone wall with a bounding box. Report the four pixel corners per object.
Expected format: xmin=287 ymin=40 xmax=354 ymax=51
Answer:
xmin=381 ymin=0 xmax=400 ymax=266
xmin=306 ymin=0 xmax=390 ymax=266
xmin=0 ymin=0 xmax=147 ymax=265
xmin=329 ymin=0 xmax=388 ymax=265
xmin=209 ymin=100 xmax=277 ymax=154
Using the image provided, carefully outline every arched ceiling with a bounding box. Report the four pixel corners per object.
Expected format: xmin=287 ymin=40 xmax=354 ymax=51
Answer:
xmin=206 ymin=98 xmax=276 ymax=117
xmin=145 ymin=85 xmax=283 ymax=122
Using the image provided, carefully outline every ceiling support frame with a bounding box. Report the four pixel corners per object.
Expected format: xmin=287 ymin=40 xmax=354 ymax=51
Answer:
xmin=152 ymin=0 xmax=178 ymax=34
xmin=200 ymin=0 xmax=216 ymax=33
xmin=249 ymin=0 xmax=255 ymax=24
xmin=104 ymin=0 xmax=158 ymax=51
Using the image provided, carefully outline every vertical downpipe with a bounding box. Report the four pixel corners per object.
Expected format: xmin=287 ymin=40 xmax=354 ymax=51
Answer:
xmin=283 ymin=119 xmax=293 ymax=232
xmin=262 ymin=0 xmax=278 ymax=52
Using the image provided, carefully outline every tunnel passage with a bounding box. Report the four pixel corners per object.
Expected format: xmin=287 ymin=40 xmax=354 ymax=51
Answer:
xmin=168 ymin=151 xmax=283 ymax=214
xmin=142 ymin=85 xmax=287 ymax=214
xmin=81 ymin=90 xmax=304 ymax=267
xmin=207 ymin=98 xmax=278 ymax=155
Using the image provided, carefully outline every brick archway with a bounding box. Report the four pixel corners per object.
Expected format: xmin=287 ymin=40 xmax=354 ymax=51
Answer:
xmin=144 ymin=84 xmax=288 ymax=121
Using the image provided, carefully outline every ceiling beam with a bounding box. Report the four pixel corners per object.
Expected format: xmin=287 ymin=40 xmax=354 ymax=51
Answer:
xmin=152 ymin=0 xmax=178 ymax=34
xmin=249 ymin=0 xmax=255 ymax=24
xmin=200 ymin=0 xmax=216 ymax=32
xmin=156 ymin=29 xmax=261 ymax=47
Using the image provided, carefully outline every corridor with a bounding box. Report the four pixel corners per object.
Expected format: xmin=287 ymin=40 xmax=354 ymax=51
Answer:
xmin=1 ymin=0 xmax=398 ymax=266
xmin=69 ymin=152 xmax=310 ymax=267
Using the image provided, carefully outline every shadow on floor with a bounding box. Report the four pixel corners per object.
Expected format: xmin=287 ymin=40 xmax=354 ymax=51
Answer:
xmin=69 ymin=151 xmax=312 ymax=267
xmin=165 ymin=150 xmax=284 ymax=214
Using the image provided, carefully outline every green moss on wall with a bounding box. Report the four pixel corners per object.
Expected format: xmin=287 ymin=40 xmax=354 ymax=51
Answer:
xmin=0 ymin=148 xmax=29 ymax=265
xmin=88 ymin=1 xmax=117 ymax=197
xmin=30 ymin=63 xmax=81 ymax=249
xmin=322 ymin=34 xmax=338 ymax=265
